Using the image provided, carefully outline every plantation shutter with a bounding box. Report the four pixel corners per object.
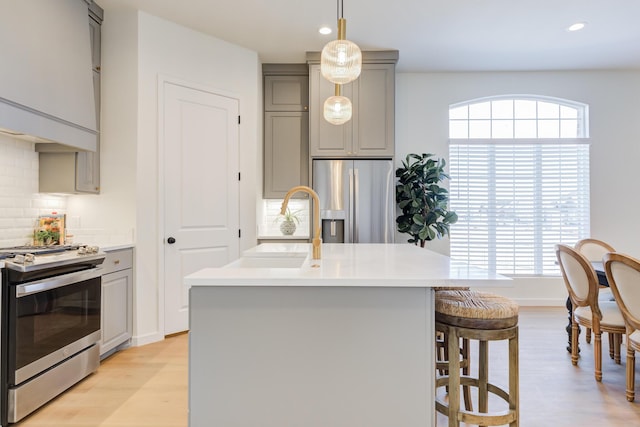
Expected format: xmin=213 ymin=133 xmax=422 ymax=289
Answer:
xmin=449 ymin=140 xmax=590 ymax=275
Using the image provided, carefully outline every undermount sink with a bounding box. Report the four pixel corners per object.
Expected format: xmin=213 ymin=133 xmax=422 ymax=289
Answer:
xmin=224 ymin=254 xmax=308 ymax=269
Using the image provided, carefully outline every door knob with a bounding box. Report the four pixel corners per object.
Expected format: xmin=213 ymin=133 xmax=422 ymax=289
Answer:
xmin=167 ymin=237 xmax=176 ymax=244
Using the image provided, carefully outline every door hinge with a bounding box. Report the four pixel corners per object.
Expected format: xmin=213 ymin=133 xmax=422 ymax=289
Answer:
xmin=238 ymin=115 xmax=241 ymax=124
xmin=238 ymin=172 xmax=241 ymax=181
xmin=238 ymin=229 xmax=242 ymax=238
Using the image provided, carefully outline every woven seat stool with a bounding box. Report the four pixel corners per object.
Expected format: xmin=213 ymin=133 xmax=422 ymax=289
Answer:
xmin=435 ymin=290 xmax=519 ymax=427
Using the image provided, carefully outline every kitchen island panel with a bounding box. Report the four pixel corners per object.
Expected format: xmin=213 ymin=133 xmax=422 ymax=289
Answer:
xmin=189 ymin=285 xmax=435 ymax=427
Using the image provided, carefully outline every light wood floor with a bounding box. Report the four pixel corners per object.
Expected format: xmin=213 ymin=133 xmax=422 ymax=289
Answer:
xmin=15 ymin=307 xmax=640 ymax=426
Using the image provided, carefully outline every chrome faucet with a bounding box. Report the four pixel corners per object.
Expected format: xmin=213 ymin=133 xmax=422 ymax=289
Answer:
xmin=281 ymin=186 xmax=322 ymax=260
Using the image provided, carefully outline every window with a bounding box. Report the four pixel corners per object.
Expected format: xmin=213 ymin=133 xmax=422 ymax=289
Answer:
xmin=449 ymin=96 xmax=590 ymax=275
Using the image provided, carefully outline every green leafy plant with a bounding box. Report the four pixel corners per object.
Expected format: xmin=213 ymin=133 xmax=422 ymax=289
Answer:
xmin=395 ymin=153 xmax=458 ymax=247
xmin=276 ymin=208 xmax=301 ymax=224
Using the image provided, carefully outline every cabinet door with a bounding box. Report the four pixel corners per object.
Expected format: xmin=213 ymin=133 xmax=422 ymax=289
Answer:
xmin=354 ymin=64 xmax=395 ymax=156
xmin=309 ymin=64 xmax=354 ymax=157
xmin=75 ymin=68 xmax=100 ymax=193
xmin=265 ymin=76 xmax=309 ymax=112
xmin=264 ymin=111 xmax=309 ymax=198
xmin=100 ymin=268 xmax=133 ymax=356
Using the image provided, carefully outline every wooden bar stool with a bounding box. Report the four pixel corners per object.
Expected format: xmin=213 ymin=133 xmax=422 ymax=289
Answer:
xmin=435 ymin=290 xmax=519 ymax=427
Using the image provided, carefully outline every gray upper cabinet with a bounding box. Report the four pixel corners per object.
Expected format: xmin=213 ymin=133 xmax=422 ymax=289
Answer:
xmin=263 ymin=64 xmax=309 ymax=199
xmin=307 ymin=51 xmax=398 ymax=158
xmin=39 ymin=1 xmax=102 ymax=194
xmin=264 ymin=75 xmax=309 ymax=112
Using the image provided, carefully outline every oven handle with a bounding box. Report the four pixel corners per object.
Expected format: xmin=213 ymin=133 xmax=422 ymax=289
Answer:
xmin=16 ymin=267 xmax=103 ymax=298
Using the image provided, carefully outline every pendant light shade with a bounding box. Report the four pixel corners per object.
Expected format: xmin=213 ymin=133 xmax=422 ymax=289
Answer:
xmin=321 ymin=37 xmax=362 ymax=84
xmin=321 ymin=0 xmax=360 ymax=125
xmin=323 ymin=94 xmax=352 ymax=125
xmin=320 ymin=2 xmax=361 ymax=85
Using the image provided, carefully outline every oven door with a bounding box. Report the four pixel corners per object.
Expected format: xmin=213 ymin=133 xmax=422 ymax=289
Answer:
xmin=8 ymin=268 xmax=101 ymax=385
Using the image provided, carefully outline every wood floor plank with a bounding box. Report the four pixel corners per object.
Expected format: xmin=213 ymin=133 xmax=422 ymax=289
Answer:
xmin=14 ymin=308 xmax=640 ymax=426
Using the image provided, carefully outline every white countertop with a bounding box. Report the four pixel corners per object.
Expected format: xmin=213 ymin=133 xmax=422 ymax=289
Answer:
xmin=185 ymin=243 xmax=510 ymax=288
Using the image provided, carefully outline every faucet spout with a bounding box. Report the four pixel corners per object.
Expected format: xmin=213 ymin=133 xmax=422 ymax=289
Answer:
xmin=281 ymin=186 xmax=322 ymax=260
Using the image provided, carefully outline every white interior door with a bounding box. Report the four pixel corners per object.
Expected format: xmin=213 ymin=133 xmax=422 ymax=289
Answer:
xmin=162 ymin=81 xmax=240 ymax=335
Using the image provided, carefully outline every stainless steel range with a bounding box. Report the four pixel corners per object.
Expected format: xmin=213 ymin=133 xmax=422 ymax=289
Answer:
xmin=1 ymin=245 xmax=105 ymax=424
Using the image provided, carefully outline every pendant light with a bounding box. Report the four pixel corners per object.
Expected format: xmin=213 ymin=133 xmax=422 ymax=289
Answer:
xmin=321 ymin=0 xmax=362 ymax=85
xmin=323 ymin=84 xmax=353 ymax=125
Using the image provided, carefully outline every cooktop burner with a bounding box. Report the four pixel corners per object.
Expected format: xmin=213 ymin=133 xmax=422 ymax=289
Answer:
xmin=0 ymin=244 xmax=81 ymax=258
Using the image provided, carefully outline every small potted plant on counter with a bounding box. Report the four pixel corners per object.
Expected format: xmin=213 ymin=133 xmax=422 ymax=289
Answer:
xmin=395 ymin=153 xmax=458 ymax=247
xmin=277 ymin=208 xmax=301 ymax=236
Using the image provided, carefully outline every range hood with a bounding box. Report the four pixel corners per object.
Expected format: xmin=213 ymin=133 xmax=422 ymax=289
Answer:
xmin=0 ymin=0 xmax=97 ymax=152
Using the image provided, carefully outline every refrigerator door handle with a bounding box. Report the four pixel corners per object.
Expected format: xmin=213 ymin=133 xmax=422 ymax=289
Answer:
xmin=385 ymin=165 xmax=394 ymax=243
xmin=348 ymin=168 xmax=354 ymax=243
xmin=354 ymin=168 xmax=359 ymax=242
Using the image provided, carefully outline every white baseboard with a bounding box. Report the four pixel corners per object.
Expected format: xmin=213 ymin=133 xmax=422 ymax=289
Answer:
xmin=131 ymin=331 xmax=164 ymax=347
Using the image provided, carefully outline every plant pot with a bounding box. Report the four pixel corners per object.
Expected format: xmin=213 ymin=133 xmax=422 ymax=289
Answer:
xmin=280 ymin=220 xmax=296 ymax=236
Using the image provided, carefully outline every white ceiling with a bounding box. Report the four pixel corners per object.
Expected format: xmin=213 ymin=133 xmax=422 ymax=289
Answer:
xmin=96 ymin=0 xmax=640 ymax=72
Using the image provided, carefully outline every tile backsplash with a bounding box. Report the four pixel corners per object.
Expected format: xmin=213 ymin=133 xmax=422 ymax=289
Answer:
xmin=0 ymin=135 xmax=67 ymax=247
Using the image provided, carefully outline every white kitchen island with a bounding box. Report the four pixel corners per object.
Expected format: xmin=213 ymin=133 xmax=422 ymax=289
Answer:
xmin=184 ymin=243 xmax=509 ymax=427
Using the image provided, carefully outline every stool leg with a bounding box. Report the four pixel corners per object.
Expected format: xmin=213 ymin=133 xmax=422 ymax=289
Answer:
xmin=509 ymin=328 xmax=519 ymax=426
xmin=461 ymin=337 xmax=472 ymax=412
xmin=478 ymin=339 xmax=489 ymax=425
xmin=447 ymin=326 xmax=461 ymax=427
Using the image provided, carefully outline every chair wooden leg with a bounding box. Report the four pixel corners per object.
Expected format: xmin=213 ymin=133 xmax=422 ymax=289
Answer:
xmin=613 ymin=333 xmax=621 ymax=364
xmin=608 ymin=332 xmax=615 ymax=359
xmin=627 ymin=346 xmax=636 ymax=402
xmin=594 ymin=332 xmax=602 ymax=382
xmin=571 ymin=322 xmax=579 ymax=366
xmin=586 ymin=327 xmax=592 ymax=344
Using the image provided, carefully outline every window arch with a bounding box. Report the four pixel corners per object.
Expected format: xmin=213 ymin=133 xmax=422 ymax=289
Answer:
xmin=448 ymin=95 xmax=590 ymax=276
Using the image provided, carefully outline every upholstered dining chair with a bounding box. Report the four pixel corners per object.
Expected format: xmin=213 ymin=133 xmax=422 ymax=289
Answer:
xmin=575 ymin=238 xmax=617 ymax=349
xmin=575 ymin=238 xmax=616 ymax=262
xmin=555 ymin=244 xmax=625 ymax=381
xmin=603 ymin=252 xmax=640 ymax=402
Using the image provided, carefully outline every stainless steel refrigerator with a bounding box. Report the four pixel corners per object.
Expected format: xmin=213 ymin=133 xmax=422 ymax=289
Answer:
xmin=312 ymin=159 xmax=395 ymax=243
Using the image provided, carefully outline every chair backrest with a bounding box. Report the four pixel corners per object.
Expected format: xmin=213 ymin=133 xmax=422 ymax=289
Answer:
xmin=555 ymin=244 xmax=601 ymax=315
xmin=604 ymin=253 xmax=640 ymax=332
xmin=575 ymin=238 xmax=616 ymax=262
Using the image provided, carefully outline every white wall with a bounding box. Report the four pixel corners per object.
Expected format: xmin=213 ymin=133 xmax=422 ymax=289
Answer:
xmin=396 ymin=71 xmax=640 ymax=304
xmin=135 ymin=12 xmax=260 ymax=344
xmin=70 ymin=8 xmax=261 ymax=346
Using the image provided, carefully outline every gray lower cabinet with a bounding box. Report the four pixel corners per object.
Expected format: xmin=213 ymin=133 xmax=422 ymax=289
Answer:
xmin=100 ymin=248 xmax=134 ymax=358
xmin=308 ymin=52 xmax=397 ymax=158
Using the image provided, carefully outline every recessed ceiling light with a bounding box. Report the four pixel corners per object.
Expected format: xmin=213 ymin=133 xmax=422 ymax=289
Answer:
xmin=319 ymin=26 xmax=332 ymax=35
xmin=567 ymin=22 xmax=587 ymax=32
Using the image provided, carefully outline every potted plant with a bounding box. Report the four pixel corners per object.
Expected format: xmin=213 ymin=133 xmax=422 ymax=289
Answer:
xmin=395 ymin=153 xmax=458 ymax=247
xmin=277 ymin=208 xmax=301 ymax=236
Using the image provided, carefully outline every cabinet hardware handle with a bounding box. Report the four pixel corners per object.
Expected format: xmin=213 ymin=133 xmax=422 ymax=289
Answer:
xmin=114 ymin=260 xmax=120 ymax=264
